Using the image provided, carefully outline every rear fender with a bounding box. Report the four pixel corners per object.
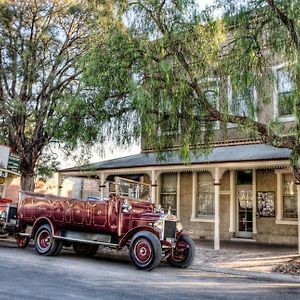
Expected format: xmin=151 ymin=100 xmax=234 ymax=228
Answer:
xmin=30 ymin=217 xmax=61 ymax=239
xmin=118 ymin=226 xmax=159 ymax=249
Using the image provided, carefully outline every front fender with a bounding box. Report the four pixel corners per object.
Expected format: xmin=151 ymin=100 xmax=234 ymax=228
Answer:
xmin=118 ymin=225 xmax=160 ymax=249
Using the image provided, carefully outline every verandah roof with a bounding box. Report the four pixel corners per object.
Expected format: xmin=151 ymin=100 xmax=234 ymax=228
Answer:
xmin=59 ymin=143 xmax=291 ymax=173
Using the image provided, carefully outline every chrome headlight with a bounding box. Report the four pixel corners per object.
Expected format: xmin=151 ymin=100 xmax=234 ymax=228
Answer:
xmin=176 ymin=222 xmax=183 ymax=232
xmin=154 ymin=219 xmax=164 ymax=231
xmin=0 ymin=211 xmax=7 ymax=219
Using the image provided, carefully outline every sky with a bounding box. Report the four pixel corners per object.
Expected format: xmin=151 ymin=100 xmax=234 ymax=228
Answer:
xmin=197 ymin=0 xmax=215 ymax=10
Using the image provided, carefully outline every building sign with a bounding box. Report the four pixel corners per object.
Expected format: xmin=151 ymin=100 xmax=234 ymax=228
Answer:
xmin=0 ymin=145 xmax=20 ymax=174
xmin=8 ymin=152 xmax=20 ymax=173
xmin=0 ymin=145 xmax=10 ymax=169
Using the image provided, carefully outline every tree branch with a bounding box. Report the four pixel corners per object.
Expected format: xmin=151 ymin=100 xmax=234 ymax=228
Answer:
xmin=266 ymin=0 xmax=300 ymax=51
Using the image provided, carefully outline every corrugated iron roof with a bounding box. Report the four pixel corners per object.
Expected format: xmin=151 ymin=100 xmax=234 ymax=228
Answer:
xmin=59 ymin=144 xmax=291 ymax=173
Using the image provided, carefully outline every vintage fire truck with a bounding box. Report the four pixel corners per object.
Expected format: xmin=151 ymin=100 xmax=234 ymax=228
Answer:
xmin=0 ymin=177 xmax=195 ymax=271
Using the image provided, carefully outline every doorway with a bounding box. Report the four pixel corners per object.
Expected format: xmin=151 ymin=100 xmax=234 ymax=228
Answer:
xmin=236 ymin=170 xmax=253 ymax=239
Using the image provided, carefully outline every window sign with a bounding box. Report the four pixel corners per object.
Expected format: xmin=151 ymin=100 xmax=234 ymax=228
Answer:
xmin=257 ymin=192 xmax=275 ymax=217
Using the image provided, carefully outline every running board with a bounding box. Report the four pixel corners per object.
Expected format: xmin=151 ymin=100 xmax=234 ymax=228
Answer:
xmin=53 ymin=236 xmax=119 ymax=249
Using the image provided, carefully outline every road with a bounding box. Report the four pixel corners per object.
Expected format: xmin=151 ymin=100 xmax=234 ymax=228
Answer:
xmin=0 ymin=241 xmax=299 ymax=300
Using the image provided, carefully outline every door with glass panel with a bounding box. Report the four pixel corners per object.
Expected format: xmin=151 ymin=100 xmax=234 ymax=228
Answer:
xmin=236 ymin=171 xmax=253 ymax=239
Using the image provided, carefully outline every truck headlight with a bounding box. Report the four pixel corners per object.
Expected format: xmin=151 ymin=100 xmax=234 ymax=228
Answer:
xmin=176 ymin=222 xmax=183 ymax=232
xmin=154 ymin=219 xmax=164 ymax=231
xmin=0 ymin=211 xmax=7 ymax=219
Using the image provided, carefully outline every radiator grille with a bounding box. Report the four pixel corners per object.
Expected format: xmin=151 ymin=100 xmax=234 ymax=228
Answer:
xmin=8 ymin=206 xmax=18 ymax=220
xmin=163 ymin=220 xmax=176 ymax=240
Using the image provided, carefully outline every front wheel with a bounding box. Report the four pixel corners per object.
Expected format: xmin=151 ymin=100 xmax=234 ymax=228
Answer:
xmin=167 ymin=234 xmax=195 ymax=268
xmin=34 ymin=224 xmax=62 ymax=256
xmin=129 ymin=231 xmax=162 ymax=271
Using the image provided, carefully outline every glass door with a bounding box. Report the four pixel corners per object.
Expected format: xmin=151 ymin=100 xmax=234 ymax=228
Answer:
xmin=236 ymin=171 xmax=253 ymax=239
xmin=236 ymin=186 xmax=253 ymax=238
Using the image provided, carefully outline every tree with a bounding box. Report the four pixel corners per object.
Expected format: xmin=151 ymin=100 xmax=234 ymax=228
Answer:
xmin=0 ymin=0 xmax=114 ymax=190
xmin=218 ymin=0 xmax=300 ymax=179
xmin=85 ymin=0 xmax=300 ymax=179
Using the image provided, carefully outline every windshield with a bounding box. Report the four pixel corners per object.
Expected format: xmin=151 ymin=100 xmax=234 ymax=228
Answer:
xmin=108 ymin=177 xmax=151 ymax=202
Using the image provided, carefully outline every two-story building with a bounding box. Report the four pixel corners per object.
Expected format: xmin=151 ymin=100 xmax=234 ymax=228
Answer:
xmin=58 ymin=59 xmax=299 ymax=251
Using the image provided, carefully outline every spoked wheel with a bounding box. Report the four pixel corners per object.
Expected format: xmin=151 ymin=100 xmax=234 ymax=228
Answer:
xmin=16 ymin=234 xmax=30 ymax=249
xmin=73 ymin=243 xmax=99 ymax=256
xmin=129 ymin=231 xmax=162 ymax=271
xmin=167 ymin=234 xmax=195 ymax=268
xmin=34 ymin=224 xmax=62 ymax=256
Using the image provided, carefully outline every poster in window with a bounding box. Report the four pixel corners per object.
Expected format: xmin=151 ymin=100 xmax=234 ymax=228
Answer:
xmin=257 ymin=191 xmax=275 ymax=217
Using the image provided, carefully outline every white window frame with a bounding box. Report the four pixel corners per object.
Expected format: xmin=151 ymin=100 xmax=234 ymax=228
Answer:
xmin=275 ymin=169 xmax=298 ymax=225
xmin=199 ymin=78 xmax=220 ymax=130
xmin=157 ymin=111 xmax=181 ymax=136
xmin=272 ymin=62 xmax=295 ymax=123
xmin=227 ymin=77 xmax=258 ymax=128
xmin=158 ymin=172 xmax=180 ymax=219
xmin=191 ymin=171 xmax=215 ymax=223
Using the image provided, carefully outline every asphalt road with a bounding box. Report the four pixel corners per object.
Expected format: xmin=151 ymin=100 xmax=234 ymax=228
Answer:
xmin=0 ymin=241 xmax=299 ymax=300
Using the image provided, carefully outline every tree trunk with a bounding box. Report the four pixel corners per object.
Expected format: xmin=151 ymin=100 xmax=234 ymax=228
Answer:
xmin=20 ymin=172 xmax=35 ymax=191
xmin=19 ymin=155 xmax=36 ymax=191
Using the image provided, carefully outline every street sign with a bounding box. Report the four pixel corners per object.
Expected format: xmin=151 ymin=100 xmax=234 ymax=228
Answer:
xmin=8 ymin=152 xmax=20 ymax=173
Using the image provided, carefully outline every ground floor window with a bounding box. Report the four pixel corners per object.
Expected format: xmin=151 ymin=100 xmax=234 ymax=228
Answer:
xmin=197 ymin=172 xmax=214 ymax=218
xmin=275 ymin=170 xmax=298 ymax=224
xmin=160 ymin=173 xmax=177 ymax=215
xmin=283 ymin=174 xmax=298 ymax=219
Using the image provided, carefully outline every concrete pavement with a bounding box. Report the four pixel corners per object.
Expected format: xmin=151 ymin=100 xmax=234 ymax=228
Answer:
xmin=191 ymin=240 xmax=300 ymax=283
xmin=1 ymin=236 xmax=299 ymax=283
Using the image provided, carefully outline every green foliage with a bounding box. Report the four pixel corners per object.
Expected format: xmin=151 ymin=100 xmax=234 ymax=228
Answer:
xmin=35 ymin=153 xmax=60 ymax=182
xmin=0 ymin=0 xmax=119 ymax=189
xmin=81 ymin=0 xmax=300 ymax=171
xmin=83 ymin=0 xmax=226 ymax=161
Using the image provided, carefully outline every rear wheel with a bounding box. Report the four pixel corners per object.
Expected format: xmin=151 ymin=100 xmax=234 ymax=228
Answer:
xmin=73 ymin=243 xmax=99 ymax=256
xmin=16 ymin=234 xmax=30 ymax=249
xmin=129 ymin=231 xmax=162 ymax=271
xmin=167 ymin=234 xmax=195 ymax=268
xmin=34 ymin=224 xmax=62 ymax=256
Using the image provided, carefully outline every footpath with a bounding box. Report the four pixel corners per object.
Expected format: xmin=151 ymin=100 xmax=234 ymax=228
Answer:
xmin=191 ymin=239 xmax=300 ymax=283
xmin=1 ymin=237 xmax=299 ymax=283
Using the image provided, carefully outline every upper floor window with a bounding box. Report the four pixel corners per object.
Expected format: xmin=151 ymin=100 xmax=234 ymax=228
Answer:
xmin=199 ymin=79 xmax=220 ymax=129
xmin=157 ymin=99 xmax=181 ymax=136
xmin=273 ymin=63 xmax=295 ymax=122
xmin=158 ymin=114 xmax=180 ymax=135
xmin=227 ymin=78 xmax=257 ymax=127
xmin=203 ymin=80 xmax=219 ymax=108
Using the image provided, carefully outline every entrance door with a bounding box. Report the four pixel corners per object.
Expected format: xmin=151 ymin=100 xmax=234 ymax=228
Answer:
xmin=236 ymin=171 xmax=253 ymax=239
